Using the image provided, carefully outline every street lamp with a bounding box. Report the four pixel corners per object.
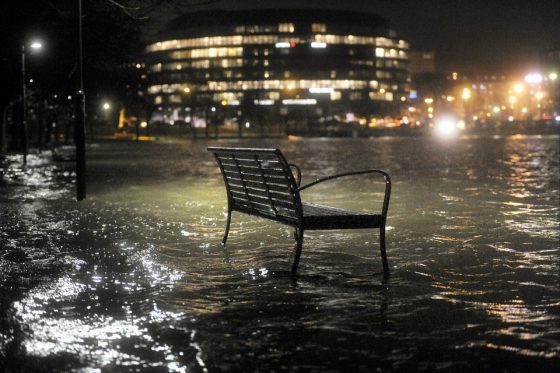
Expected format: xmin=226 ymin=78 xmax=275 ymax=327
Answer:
xmin=21 ymin=40 xmax=43 ymax=164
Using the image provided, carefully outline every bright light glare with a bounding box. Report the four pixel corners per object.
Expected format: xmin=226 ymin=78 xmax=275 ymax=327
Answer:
xmin=434 ymin=115 xmax=459 ymax=137
xmin=549 ymin=72 xmax=558 ymax=81
xmin=30 ymin=41 xmax=43 ymax=50
xmin=555 ymin=115 xmax=560 ymax=122
xmin=524 ymin=73 xmax=543 ymax=84
xmin=102 ymin=103 xmax=110 ymax=110
xmin=311 ymin=42 xmax=327 ymax=48
xmin=461 ymin=88 xmax=471 ymax=100
xmin=309 ymin=87 xmax=333 ymax=93
xmin=513 ymin=83 xmax=524 ymax=93
xmin=254 ymin=99 xmax=275 ymax=105
xmin=275 ymin=42 xmax=290 ymax=48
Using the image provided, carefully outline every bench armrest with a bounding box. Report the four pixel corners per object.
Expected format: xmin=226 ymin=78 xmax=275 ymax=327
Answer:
xmin=299 ymin=170 xmax=391 ymax=220
xmin=288 ymin=163 xmax=302 ymax=187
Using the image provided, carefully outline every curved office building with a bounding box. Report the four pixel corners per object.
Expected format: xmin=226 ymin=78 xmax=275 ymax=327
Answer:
xmin=145 ymin=9 xmax=410 ymax=124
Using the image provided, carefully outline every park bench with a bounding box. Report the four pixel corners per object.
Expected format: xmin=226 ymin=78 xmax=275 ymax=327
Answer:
xmin=208 ymin=147 xmax=391 ymax=274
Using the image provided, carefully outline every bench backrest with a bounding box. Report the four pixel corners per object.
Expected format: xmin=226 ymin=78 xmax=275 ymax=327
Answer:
xmin=208 ymin=147 xmax=302 ymax=225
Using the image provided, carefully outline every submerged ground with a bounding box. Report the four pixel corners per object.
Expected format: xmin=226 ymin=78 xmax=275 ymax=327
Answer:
xmin=1 ymin=136 xmax=559 ymax=372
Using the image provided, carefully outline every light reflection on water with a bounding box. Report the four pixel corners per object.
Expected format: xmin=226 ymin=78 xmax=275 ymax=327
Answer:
xmin=1 ymin=136 xmax=559 ymax=371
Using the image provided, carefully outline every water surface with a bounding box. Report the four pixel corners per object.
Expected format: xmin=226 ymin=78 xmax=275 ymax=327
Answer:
xmin=1 ymin=136 xmax=559 ymax=371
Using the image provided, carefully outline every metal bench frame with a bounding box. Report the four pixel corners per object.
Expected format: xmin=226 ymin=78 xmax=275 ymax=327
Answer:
xmin=208 ymin=147 xmax=391 ymax=274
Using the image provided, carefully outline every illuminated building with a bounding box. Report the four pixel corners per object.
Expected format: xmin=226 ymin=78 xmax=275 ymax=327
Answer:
xmin=145 ymin=9 xmax=410 ymax=125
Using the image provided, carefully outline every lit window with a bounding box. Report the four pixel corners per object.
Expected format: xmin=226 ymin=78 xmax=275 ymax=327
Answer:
xmin=279 ymin=23 xmax=294 ymax=33
xmin=311 ymin=23 xmax=326 ymax=33
xmin=309 ymin=87 xmax=333 ymax=93
xmin=169 ymin=95 xmax=182 ymax=103
xmin=282 ymin=99 xmax=317 ymax=105
xmin=330 ymin=91 xmax=341 ymax=101
xmin=267 ymin=92 xmax=280 ymax=100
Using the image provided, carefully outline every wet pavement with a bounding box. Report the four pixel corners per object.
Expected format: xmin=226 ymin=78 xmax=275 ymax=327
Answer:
xmin=1 ymin=136 xmax=559 ymax=371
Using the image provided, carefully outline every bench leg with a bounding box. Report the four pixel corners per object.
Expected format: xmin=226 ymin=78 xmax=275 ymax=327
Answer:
xmin=222 ymin=210 xmax=232 ymax=245
xmin=379 ymin=225 xmax=389 ymax=272
xmin=291 ymin=228 xmax=304 ymax=275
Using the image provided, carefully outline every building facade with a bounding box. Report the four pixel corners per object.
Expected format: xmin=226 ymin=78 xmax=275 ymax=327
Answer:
xmin=145 ymin=9 xmax=410 ymax=126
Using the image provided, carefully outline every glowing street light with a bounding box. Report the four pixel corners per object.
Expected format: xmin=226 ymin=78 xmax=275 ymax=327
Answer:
xmin=102 ymin=102 xmax=111 ymax=110
xmin=549 ymin=72 xmax=558 ymax=81
xmin=30 ymin=41 xmax=43 ymax=50
xmin=524 ymin=73 xmax=543 ymax=84
xmin=434 ymin=114 xmax=459 ymax=137
xmin=461 ymin=88 xmax=471 ymax=100
xmin=513 ymin=83 xmax=524 ymax=93
xmin=535 ymin=91 xmax=544 ymax=100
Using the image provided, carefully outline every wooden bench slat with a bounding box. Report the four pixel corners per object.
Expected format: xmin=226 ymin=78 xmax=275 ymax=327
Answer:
xmin=215 ymin=153 xmax=279 ymax=162
xmin=226 ymin=174 xmax=292 ymax=194
xmin=221 ymin=164 xmax=287 ymax=178
xmin=226 ymin=177 xmax=293 ymax=195
xmin=231 ymin=197 xmax=296 ymax=218
xmin=229 ymin=190 xmax=297 ymax=211
xmin=228 ymin=184 xmax=294 ymax=201
xmin=219 ymin=158 xmax=282 ymax=168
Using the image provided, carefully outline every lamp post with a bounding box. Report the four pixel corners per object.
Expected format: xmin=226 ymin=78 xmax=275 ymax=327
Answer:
xmin=461 ymin=87 xmax=471 ymax=129
xmin=75 ymin=0 xmax=86 ymax=200
xmin=21 ymin=41 xmax=42 ymax=164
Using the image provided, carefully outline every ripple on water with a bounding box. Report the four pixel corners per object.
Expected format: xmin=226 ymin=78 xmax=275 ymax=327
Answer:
xmin=2 ymin=137 xmax=559 ymax=371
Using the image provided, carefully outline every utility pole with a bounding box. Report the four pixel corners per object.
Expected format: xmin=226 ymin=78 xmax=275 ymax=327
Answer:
xmin=1 ymin=103 xmax=11 ymax=154
xmin=75 ymin=0 xmax=87 ymax=200
xmin=21 ymin=45 xmax=29 ymax=165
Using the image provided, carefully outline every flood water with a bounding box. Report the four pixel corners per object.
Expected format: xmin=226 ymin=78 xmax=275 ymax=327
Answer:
xmin=1 ymin=135 xmax=559 ymax=372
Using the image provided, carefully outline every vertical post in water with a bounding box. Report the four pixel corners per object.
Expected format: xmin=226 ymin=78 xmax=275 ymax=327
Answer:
xmin=1 ymin=103 xmax=10 ymax=154
xmin=75 ymin=0 xmax=86 ymax=200
xmin=21 ymin=45 xmax=29 ymax=165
